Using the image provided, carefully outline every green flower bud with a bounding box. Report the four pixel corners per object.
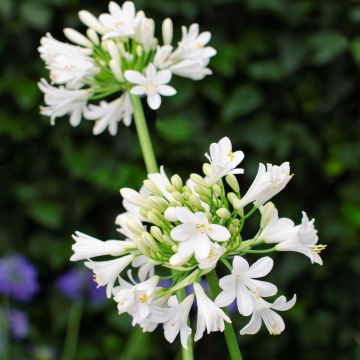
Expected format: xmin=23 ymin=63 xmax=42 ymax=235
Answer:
xmin=141 ymin=232 xmax=159 ymax=252
xmin=126 ymin=219 xmax=144 ymax=236
xmin=213 ymin=184 xmax=222 ymax=195
xmin=216 ymin=208 xmax=231 ymax=219
xmin=165 ymin=183 xmax=177 ymax=193
xmin=202 ymin=163 xmax=211 ymax=177
xmin=189 ymin=194 xmax=202 ymax=209
xmin=171 ymin=191 xmax=183 ymax=202
xmin=190 ymin=173 xmax=209 ymax=188
xmin=150 ymin=226 xmax=164 ymax=242
xmin=226 ymin=174 xmax=240 ymax=193
xmin=194 ymin=185 xmax=210 ymax=196
xmin=171 ymin=174 xmax=183 ymax=191
xmin=143 ymin=179 xmax=164 ymax=197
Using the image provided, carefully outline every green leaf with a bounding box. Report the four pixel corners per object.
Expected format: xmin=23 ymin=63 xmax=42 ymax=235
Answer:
xmin=27 ymin=201 xmax=63 ymax=229
xmin=308 ymin=31 xmax=348 ymax=65
xmin=223 ymin=84 xmax=263 ymax=120
xmin=248 ymin=60 xmax=284 ymax=81
xmin=156 ymin=116 xmax=194 ymax=143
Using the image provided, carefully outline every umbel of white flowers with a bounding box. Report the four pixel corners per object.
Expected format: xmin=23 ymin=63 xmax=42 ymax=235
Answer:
xmin=38 ymin=1 xmax=216 ymax=135
xmin=70 ymin=137 xmax=326 ymax=348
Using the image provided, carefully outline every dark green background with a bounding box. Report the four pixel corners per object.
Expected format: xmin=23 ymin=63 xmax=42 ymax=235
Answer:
xmin=0 ymin=0 xmax=359 ymax=359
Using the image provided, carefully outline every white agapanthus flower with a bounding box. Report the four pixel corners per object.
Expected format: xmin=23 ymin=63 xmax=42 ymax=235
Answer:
xmin=69 ymin=136 xmax=325 ymax=348
xmin=83 ymin=94 xmax=133 ymax=135
xmin=85 ymin=255 xmax=134 ymax=298
xmin=205 ymin=137 xmax=245 ymax=184
xmin=169 ymin=207 xmax=231 ymax=266
xmin=125 ymin=64 xmax=176 ymax=110
xmin=276 ymin=212 xmax=325 ymax=265
xmin=215 ymin=256 xmax=277 ymax=316
xmin=194 ymin=283 xmax=231 ymax=341
xmin=236 ymin=162 xmax=293 ymax=209
xmin=38 ymin=78 xmax=90 ymax=126
xmin=39 ymin=1 xmax=216 ymax=133
xmin=240 ymin=295 xmax=297 ymax=335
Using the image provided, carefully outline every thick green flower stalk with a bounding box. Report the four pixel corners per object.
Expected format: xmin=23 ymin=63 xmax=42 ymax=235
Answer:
xmin=70 ymin=137 xmax=326 ymax=351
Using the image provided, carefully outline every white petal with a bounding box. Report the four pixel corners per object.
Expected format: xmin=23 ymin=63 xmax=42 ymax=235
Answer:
xmin=124 ymin=70 xmax=146 ymax=84
xmin=232 ymin=256 xmax=249 ymax=274
xmin=250 ymin=279 xmax=278 ymax=297
xmin=240 ymin=313 xmax=262 ymax=335
xmin=158 ymin=84 xmax=177 ymax=96
xmin=155 ymin=69 xmax=172 ymax=84
xmin=206 ymin=224 xmax=231 ymax=242
xmin=215 ymin=287 xmax=236 ymax=307
xmin=170 ymin=223 xmax=193 ymax=241
xmin=175 ymin=207 xmax=194 ymax=223
xmin=246 ymin=256 xmax=274 ymax=278
xmin=271 ymin=295 xmax=296 ymax=311
xmin=147 ymin=93 xmax=161 ymax=110
xmin=130 ymin=85 xmax=146 ymax=95
xmin=236 ymin=284 xmax=254 ymax=316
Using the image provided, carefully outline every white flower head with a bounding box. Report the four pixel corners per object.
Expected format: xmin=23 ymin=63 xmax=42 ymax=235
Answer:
xmin=38 ymin=78 xmax=90 ymax=126
xmin=276 ymin=212 xmax=325 ymax=265
xmin=85 ymin=255 xmax=134 ymax=298
xmin=240 ymin=294 xmax=296 ymax=335
xmin=194 ymin=283 xmax=231 ymax=341
xmin=258 ymin=202 xmax=297 ymax=244
xmin=100 ymin=1 xmax=138 ymax=39
xmin=169 ymin=207 xmax=231 ymax=266
xmin=70 ymin=231 xmax=134 ymax=261
xmin=237 ymin=162 xmax=293 ymax=209
xmin=205 ymin=137 xmax=245 ymax=184
xmin=83 ymin=94 xmax=133 ymax=136
xmin=215 ymin=256 xmax=277 ymax=316
xmin=125 ymin=64 xmax=176 ymax=110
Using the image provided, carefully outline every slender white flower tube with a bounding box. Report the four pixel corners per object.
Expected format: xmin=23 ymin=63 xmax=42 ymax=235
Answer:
xmin=215 ymin=256 xmax=277 ymax=316
xmin=258 ymin=202 xmax=297 ymax=243
xmin=205 ymin=137 xmax=245 ymax=184
xmin=125 ymin=64 xmax=176 ymax=110
xmin=38 ymin=78 xmax=90 ymax=126
xmin=240 ymin=294 xmax=296 ymax=335
xmin=83 ymin=94 xmax=133 ymax=135
xmin=63 ymin=28 xmax=93 ymax=48
xmin=276 ymin=212 xmax=324 ymax=265
xmin=169 ymin=208 xmax=231 ymax=266
xmin=194 ymin=283 xmax=231 ymax=341
xmin=85 ymin=255 xmax=134 ymax=298
xmin=169 ymin=59 xmax=212 ymax=80
xmin=70 ymin=231 xmax=134 ymax=261
xmin=236 ymin=162 xmax=293 ymax=209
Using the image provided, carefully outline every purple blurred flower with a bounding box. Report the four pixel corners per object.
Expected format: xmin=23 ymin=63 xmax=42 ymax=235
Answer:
xmin=56 ymin=267 xmax=105 ymax=304
xmin=0 ymin=255 xmax=39 ymax=302
xmin=9 ymin=309 xmax=29 ymax=340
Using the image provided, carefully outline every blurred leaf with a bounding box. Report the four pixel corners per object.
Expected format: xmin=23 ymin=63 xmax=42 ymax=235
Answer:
xmin=27 ymin=201 xmax=63 ymax=228
xmin=156 ymin=116 xmax=194 ymax=143
xmin=248 ymin=60 xmax=284 ymax=81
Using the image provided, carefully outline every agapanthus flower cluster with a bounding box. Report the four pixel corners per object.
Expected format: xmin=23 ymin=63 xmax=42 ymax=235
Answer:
xmin=38 ymin=1 xmax=216 ymax=135
xmin=71 ymin=137 xmax=326 ymax=348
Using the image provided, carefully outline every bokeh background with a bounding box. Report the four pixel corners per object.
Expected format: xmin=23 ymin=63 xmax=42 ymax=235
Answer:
xmin=1 ymin=0 xmax=359 ymax=359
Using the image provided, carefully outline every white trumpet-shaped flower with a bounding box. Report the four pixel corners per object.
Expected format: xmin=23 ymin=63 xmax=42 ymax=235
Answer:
xmin=38 ymin=78 xmax=90 ymax=126
xmin=85 ymin=255 xmax=134 ymax=297
xmin=83 ymin=94 xmax=133 ymax=136
xmin=70 ymin=231 xmax=134 ymax=261
xmin=125 ymin=64 xmax=176 ymax=110
xmin=194 ymin=283 xmax=231 ymax=341
xmin=99 ymin=1 xmax=138 ymax=39
xmin=198 ymin=243 xmax=226 ymax=270
xmin=258 ymin=202 xmax=297 ymax=243
xmin=153 ymin=294 xmax=194 ymax=349
xmin=240 ymin=294 xmax=296 ymax=335
xmin=114 ymin=276 xmax=159 ymax=324
xmin=276 ymin=212 xmax=324 ymax=265
xmin=205 ymin=137 xmax=245 ymax=184
xmin=215 ymin=256 xmax=277 ymax=316
xmin=169 ymin=207 xmax=231 ymax=266
xmin=236 ymin=162 xmax=293 ymax=209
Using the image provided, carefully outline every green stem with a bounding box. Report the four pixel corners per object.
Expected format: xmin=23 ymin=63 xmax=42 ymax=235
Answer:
xmin=130 ymin=94 xmax=159 ymax=173
xmin=61 ymin=299 xmax=84 ymax=360
xmin=121 ymin=326 xmax=149 ymax=360
xmin=177 ymin=288 xmax=194 ymax=360
xmin=207 ymin=270 xmax=243 ymax=360
xmin=1 ymin=296 xmax=10 ymax=360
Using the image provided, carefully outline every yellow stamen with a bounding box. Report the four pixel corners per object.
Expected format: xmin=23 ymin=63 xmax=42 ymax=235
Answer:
xmin=139 ymin=293 xmax=148 ymax=303
xmin=309 ymin=244 xmax=327 ymax=254
xmin=269 ymin=324 xmax=280 ymax=335
xmin=227 ymin=150 xmax=235 ymax=161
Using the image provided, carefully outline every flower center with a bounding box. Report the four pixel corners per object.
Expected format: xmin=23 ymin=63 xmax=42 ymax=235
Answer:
xmin=139 ymin=293 xmax=149 ymax=303
xmin=207 ymin=249 xmax=215 ymax=259
xmin=309 ymin=244 xmax=327 ymax=254
xmin=144 ymin=81 xmax=157 ymax=93
xmin=227 ymin=150 xmax=234 ymax=161
xmin=196 ymin=223 xmax=207 ymax=233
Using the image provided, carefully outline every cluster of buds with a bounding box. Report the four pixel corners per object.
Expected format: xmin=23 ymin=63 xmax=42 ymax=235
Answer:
xmin=71 ymin=137 xmax=326 ymax=347
xmin=38 ymin=1 xmax=216 ymax=135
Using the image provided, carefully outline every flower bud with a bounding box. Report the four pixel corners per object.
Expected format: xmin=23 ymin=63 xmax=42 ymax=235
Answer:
xmin=194 ymin=185 xmax=210 ymax=196
xmin=120 ymin=188 xmax=144 ymax=207
xmin=86 ymin=29 xmax=98 ymax=45
xmin=109 ymin=59 xmax=124 ymax=81
xmin=171 ymin=174 xmax=183 ymax=191
xmin=126 ymin=219 xmax=144 ymax=236
xmin=213 ymin=184 xmax=222 ymax=195
xmin=164 ymin=207 xmax=177 ymax=222
xmin=216 ymin=208 xmax=231 ymax=219
xmin=162 ymin=18 xmax=173 ymax=45
xmin=199 ymin=194 xmax=211 ymax=203
xmin=202 ymin=163 xmax=211 ymax=178
xmin=136 ymin=44 xmax=143 ymax=57
xmin=226 ymin=174 xmax=240 ymax=193
xmin=146 ymin=196 xmax=168 ymax=212
xmin=190 ymin=173 xmax=209 ymax=188
xmin=117 ymin=42 xmax=127 ymax=57
xmin=64 ymin=28 xmax=92 ymax=48
xmin=189 ymin=195 xmax=202 ymax=209
xmin=150 ymin=226 xmax=164 ymax=242
xmin=107 ymin=41 xmax=120 ymax=62
xmin=172 ymin=191 xmax=183 ymax=202
xmin=227 ymin=192 xmax=239 ymax=205
xmin=78 ymin=10 xmax=106 ymax=34
xmin=260 ymin=202 xmax=276 ymax=229
xmin=141 ymin=232 xmax=159 ymax=252
xmin=134 ymin=236 xmax=148 ymax=255
xmin=147 ymin=210 xmax=163 ymax=226
xmin=165 ymin=183 xmax=177 ymax=193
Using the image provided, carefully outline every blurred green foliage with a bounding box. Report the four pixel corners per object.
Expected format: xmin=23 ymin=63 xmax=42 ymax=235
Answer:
xmin=0 ymin=0 xmax=359 ymax=359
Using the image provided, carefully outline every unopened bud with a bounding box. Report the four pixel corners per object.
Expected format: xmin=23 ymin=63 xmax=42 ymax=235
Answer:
xmin=147 ymin=210 xmax=163 ymax=226
xmin=139 ymin=208 xmax=148 ymax=219
xmin=194 ymin=185 xmax=210 ymax=196
xmin=189 ymin=195 xmax=202 ymax=209
xmin=172 ymin=191 xmax=183 ymax=202
xmin=143 ymin=180 xmax=164 ymax=197
xmin=190 ymin=173 xmax=209 ymax=188
xmin=64 ymin=28 xmax=92 ymax=48
xmin=216 ymin=208 xmax=231 ymax=219
xmin=78 ymin=10 xmax=106 ymax=34
xmin=141 ymin=232 xmax=159 ymax=251
xmin=162 ymin=18 xmax=173 ymax=45
xmin=202 ymin=163 xmax=211 ymax=178
xmin=126 ymin=219 xmax=144 ymax=236
xmin=146 ymin=196 xmax=167 ymax=212
xmin=150 ymin=226 xmax=164 ymax=242
xmin=86 ymin=28 xmax=99 ymax=45
xmin=164 ymin=207 xmax=177 ymax=222
xmin=165 ymin=183 xmax=177 ymax=193
xmin=213 ymin=184 xmax=222 ymax=195
xmin=227 ymin=192 xmax=239 ymax=205
xmin=117 ymin=42 xmax=126 ymax=57
xmin=226 ymin=174 xmax=240 ymax=193
xmin=134 ymin=236 xmax=148 ymax=254
xmin=136 ymin=45 xmax=143 ymax=57
xmin=109 ymin=59 xmax=123 ymax=81
xmin=120 ymin=188 xmax=144 ymax=206
xmin=199 ymin=194 xmax=211 ymax=203
xmin=171 ymin=174 xmax=183 ymax=190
